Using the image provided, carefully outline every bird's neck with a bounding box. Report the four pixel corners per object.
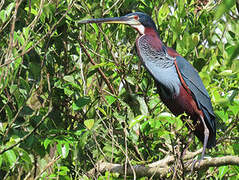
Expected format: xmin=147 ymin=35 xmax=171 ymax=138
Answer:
xmin=134 ymin=25 xmax=159 ymax=38
xmin=139 ymin=27 xmax=180 ymax=58
xmin=139 ymin=27 xmax=164 ymax=52
xmin=143 ymin=27 xmax=159 ymax=37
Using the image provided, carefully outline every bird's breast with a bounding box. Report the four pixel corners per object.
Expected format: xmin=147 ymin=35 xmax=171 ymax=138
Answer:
xmin=145 ymin=61 xmax=181 ymax=97
xmin=136 ymin=35 xmax=181 ymax=97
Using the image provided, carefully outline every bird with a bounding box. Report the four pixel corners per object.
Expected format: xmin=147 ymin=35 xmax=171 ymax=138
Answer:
xmin=79 ymin=12 xmax=216 ymax=163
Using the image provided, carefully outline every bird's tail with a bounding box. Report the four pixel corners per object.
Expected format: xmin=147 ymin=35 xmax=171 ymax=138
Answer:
xmin=204 ymin=109 xmax=216 ymax=148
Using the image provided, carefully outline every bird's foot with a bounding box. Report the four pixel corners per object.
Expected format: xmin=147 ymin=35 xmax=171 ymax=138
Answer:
xmin=190 ymin=159 xmax=201 ymax=173
xmin=184 ymin=157 xmax=202 ymax=174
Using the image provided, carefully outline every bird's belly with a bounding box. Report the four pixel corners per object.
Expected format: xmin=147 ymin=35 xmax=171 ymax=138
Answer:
xmin=159 ymin=85 xmax=200 ymax=119
xmin=159 ymin=84 xmax=206 ymax=144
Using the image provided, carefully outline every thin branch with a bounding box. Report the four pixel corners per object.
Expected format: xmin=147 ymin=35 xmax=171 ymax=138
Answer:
xmin=28 ymin=0 xmax=45 ymax=30
xmin=0 ymin=99 xmax=53 ymax=155
xmin=34 ymin=155 xmax=61 ymax=180
xmin=0 ymin=1 xmax=74 ymax=67
xmin=103 ymin=0 xmax=121 ymax=16
xmin=7 ymin=0 xmax=23 ymax=54
xmin=79 ymin=40 xmax=116 ymax=96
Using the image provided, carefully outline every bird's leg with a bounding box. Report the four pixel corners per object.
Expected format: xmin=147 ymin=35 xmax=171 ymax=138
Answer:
xmin=191 ymin=116 xmax=209 ymax=171
xmin=199 ymin=115 xmax=209 ymax=161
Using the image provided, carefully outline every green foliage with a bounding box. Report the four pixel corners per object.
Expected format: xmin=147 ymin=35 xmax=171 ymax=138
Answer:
xmin=0 ymin=0 xmax=239 ymax=179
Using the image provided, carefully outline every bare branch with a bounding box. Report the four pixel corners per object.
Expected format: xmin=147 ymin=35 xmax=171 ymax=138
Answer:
xmin=103 ymin=0 xmax=121 ymax=16
xmin=86 ymin=155 xmax=239 ymax=178
xmin=34 ymin=155 xmax=61 ymax=180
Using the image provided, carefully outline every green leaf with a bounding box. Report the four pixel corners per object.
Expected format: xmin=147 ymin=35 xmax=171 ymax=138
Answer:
xmin=57 ymin=143 xmax=62 ymax=157
xmin=91 ymin=23 xmax=99 ymax=34
xmin=44 ymin=138 xmax=52 ymax=149
xmin=20 ymin=149 xmax=32 ymax=165
xmin=229 ymin=103 xmax=239 ymax=116
xmin=129 ymin=115 xmax=147 ymax=129
xmin=175 ymin=118 xmax=183 ymax=130
xmin=233 ymin=143 xmax=239 ymax=155
xmin=136 ymin=96 xmax=148 ymax=115
xmin=215 ymin=0 xmax=236 ymax=19
xmin=56 ymin=141 xmax=70 ymax=158
xmin=178 ymin=0 xmax=186 ymax=15
xmin=10 ymin=84 xmax=18 ymax=94
xmin=218 ymin=166 xmax=229 ymax=178
xmin=0 ymin=10 xmax=6 ymax=22
xmin=84 ymin=119 xmax=94 ymax=130
xmin=5 ymin=2 xmax=15 ymax=17
xmin=5 ymin=150 xmax=17 ymax=167
xmin=25 ymin=41 xmax=33 ymax=51
xmin=215 ymin=110 xmax=228 ymax=122
xmin=23 ymin=27 xmax=29 ymax=40
xmin=15 ymin=31 xmax=25 ymax=46
xmin=157 ymin=3 xmax=170 ymax=23
xmin=227 ymin=43 xmax=239 ymax=67
xmin=19 ymin=106 xmax=34 ymax=116
xmin=63 ymin=75 xmax=75 ymax=83
xmin=24 ymin=7 xmax=38 ymax=15
xmin=57 ymin=166 xmax=70 ymax=176
xmin=105 ymin=95 xmax=116 ymax=106
xmin=232 ymin=165 xmax=239 ymax=174
xmin=72 ymin=96 xmax=91 ymax=111
xmin=64 ymin=88 xmax=74 ymax=96
xmin=98 ymin=107 xmax=107 ymax=116
xmin=5 ymin=105 xmax=13 ymax=120
xmin=0 ymin=155 xmax=2 ymax=167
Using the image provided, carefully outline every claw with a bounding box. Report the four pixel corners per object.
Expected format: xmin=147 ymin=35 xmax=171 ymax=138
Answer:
xmin=190 ymin=159 xmax=201 ymax=173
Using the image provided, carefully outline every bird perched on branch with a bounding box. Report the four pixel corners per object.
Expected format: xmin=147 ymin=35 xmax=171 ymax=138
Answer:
xmin=79 ymin=12 xmax=216 ymax=164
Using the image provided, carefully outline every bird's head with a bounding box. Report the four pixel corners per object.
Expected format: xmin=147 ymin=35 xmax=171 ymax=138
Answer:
xmin=79 ymin=12 xmax=157 ymax=35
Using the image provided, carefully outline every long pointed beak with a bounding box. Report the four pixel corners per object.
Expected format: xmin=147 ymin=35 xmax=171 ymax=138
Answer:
xmin=78 ymin=16 xmax=130 ymax=24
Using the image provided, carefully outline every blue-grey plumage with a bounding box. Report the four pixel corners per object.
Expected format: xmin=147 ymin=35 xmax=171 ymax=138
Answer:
xmin=137 ymin=35 xmax=181 ymax=97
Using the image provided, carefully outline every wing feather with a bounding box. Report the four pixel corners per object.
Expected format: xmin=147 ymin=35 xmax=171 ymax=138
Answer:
xmin=175 ymin=56 xmax=216 ymax=133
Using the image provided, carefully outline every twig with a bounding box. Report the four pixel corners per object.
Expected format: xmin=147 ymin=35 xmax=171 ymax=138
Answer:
xmin=0 ymin=99 xmax=53 ymax=155
xmin=103 ymin=0 xmax=121 ymax=16
xmin=0 ymin=1 xmax=74 ymax=67
xmin=2 ymin=84 xmax=36 ymax=142
xmin=79 ymin=40 xmax=116 ymax=96
xmin=7 ymin=0 xmax=23 ymax=55
xmin=34 ymin=155 xmax=61 ymax=180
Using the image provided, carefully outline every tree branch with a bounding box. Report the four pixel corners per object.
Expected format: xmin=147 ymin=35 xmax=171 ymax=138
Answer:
xmin=78 ymin=41 xmax=117 ymax=97
xmin=87 ymin=155 xmax=239 ymax=178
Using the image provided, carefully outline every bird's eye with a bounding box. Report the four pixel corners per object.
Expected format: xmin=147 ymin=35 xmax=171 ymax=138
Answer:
xmin=133 ymin=15 xmax=139 ymax=20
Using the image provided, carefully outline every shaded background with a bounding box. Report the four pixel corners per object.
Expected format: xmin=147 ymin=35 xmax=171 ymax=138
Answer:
xmin=0 ymin=0 xmax=239 ymax=179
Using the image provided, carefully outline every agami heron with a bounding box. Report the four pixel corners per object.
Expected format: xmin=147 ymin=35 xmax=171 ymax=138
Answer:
xmin=79 ymin=12 xmax=216 ymax=163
